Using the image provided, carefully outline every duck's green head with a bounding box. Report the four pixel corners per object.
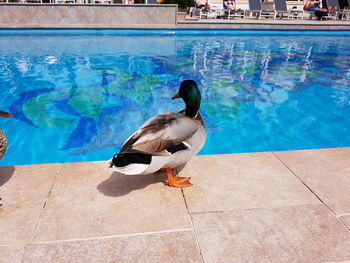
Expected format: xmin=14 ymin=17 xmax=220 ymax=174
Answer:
xmin=172 ymin=80 xmax=201 ymax=118
xmin=0 ymin=110 xmax=13 ymax=118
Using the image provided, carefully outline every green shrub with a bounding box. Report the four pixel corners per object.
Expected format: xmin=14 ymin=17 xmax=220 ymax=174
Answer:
xmin=163 ymin=0 xmax=193 ymax=8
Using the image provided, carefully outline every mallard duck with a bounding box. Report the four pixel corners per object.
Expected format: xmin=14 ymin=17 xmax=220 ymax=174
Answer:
xmin=0 ymin=110 xmax=14 ymax=160
xmin=109 ymin=80 xmax=206 ymax=188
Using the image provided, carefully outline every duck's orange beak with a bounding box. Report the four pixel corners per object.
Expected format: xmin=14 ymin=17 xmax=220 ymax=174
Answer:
xmin=0 ymin=110 xmax=13 ymax=118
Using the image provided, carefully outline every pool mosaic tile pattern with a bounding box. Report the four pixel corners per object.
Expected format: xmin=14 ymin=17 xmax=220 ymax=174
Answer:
xmin=0 ymin=30 xmax=350 ymax=166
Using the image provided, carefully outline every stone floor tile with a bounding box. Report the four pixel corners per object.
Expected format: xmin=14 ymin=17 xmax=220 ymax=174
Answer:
xmin=0 ymin=246 xmax=25 ymax=263
xmin=274 ymin=148 xmax=350 ymax=215
xmin=180 ymin=153 xmax=320 ymax=213
xmin=25 ymin=230 xmax=201 ymax=263
xmin=191 ymin=204 xmax=350 ymax=263
xmin=33 ymin=161 xmax=191 ymax=242
xmin=322 ymin=261 xmax=350 ymax=263
xmin=340 ymin=215 xmax=350 ymax=230
xmin=0 ymin=164 xmax=61 ymax=245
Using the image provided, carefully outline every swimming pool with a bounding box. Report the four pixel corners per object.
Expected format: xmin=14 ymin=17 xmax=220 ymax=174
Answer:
xmin=0 ymin=29 xmax=350 ymax=166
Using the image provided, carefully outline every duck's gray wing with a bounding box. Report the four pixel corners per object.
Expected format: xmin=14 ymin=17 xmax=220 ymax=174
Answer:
xmin=120 ymin=112 xmax=200 ymax=155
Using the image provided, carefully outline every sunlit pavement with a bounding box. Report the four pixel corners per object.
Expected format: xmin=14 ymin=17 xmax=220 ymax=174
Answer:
xmin=1 ymin=148 xmax=350 ymax=262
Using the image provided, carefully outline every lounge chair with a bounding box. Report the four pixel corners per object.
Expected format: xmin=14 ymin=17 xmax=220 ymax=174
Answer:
xmin=345 ymin=9 xmax=350 ymax=20
xmin=55 ymin=0 xmax=75 ymax=3
xmin=289 ymin=6 xmax=304 ymax=19
xmin=199 ymin=8 xmax=218 ymax=19
xmin=93 ymin=0 xmax=112 ymax=3
xmin=274 ymin=0 xmax=289 ymax=19
xmin=223 ymin=0 xmax=245 ymax=19
xmin=190 ymin=1 xmax=201 ymax=17
xmin=340 ymin=0 xmax=350 ymax=19
xmin=323 ymin=0 xmax=350 ymax=19
xmin=303 ymin=7 xmax=319 ymax=20
xmin=210 ymin=0 xmax=230 ymax=19
xmin=326 ymin=0 xmax=340 ymax=10
xmin=245 ymin=0 xmax=275 ymax=19
xmin=302 ymin=0 xmax=320 ymax=19
xmin=274 ymin=0 xmax=303 ymax=19
xmin=321 ymin=0 xmax=339 ymax=19
xmin=227 ymin=9 xmax=245 ymax=19
xmin=191 ymin=0 xmax=218 ymax=19
xmin=324 ymin=0 xmax=349 ymax=19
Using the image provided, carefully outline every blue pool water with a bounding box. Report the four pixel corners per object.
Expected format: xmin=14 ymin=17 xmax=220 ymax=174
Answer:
xmin=0 ymin=29 xmax=350 ymax=166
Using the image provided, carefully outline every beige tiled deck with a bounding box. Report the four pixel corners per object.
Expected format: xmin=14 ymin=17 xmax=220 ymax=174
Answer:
xmin=1 ymin=148 xmax=350 ymax=262
xmin=341 ymin=216 xmax=350 ymax=229
xmin=275 ymin=148 xmax=350 ymax=215
xmin=33 ymin=162 xmax=191 ymax=242
xmin=191 ymin=205 xmax=350 ymax=263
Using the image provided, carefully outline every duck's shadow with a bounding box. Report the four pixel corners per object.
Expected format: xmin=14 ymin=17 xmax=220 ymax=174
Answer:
xmin=97 ymin=171 xmax=165 ymax=197
xmin=97 ymin=164 xmax=186 ymax=197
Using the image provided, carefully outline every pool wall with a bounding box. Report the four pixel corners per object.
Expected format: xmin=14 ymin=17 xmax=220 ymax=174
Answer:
xmin=0 ymin=4 xmax=178 ymax=28
xmin=1 ymin=4 xmax=350 ymax=30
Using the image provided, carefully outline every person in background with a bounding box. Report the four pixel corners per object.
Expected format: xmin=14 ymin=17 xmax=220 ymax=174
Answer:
xmin=196 ymin=0 xmax=211 ymax=12
xmin=303 ymin=0 xmax=336 ymax=20
xmin=303 ymin=0 xmax=322 ymax=11
xmin=224 ymin=0 xmax=241 ymax=12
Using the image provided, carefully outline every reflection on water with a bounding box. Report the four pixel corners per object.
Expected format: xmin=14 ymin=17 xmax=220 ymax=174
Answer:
xmin=0 ymin=31 xmax=349 ymax=165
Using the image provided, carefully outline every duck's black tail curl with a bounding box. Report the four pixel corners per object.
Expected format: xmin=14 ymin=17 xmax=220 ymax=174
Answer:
xmin=109 ymin=152 xmax=152 ymax=168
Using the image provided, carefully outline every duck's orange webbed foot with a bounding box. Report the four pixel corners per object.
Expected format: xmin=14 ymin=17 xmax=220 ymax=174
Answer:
xmin=164 ymin=167 xmax=193 ymax=188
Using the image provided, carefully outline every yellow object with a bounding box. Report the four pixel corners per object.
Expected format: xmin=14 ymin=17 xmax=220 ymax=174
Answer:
xmin=0 ymin=130 xmax=7 ymax=160
xmin=0 ymin=110 xmax=13 ymax=160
